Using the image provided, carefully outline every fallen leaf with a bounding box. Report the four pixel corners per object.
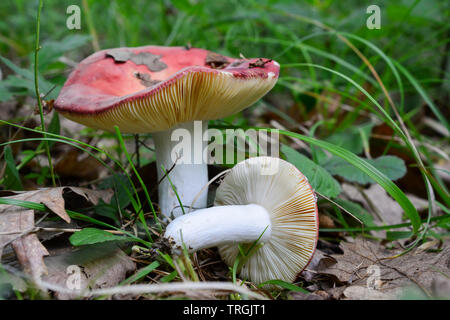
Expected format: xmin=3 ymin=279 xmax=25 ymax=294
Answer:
xmin=316 ymin=238 xmax=450 ymax=299
xmin=289 ymin=291 xmax=324 ymax=300
xmin=68 ymin=187 xmax=113 ymax=207
xmin=12 ymin=233 xmax=49 ymax=282
xmin=249 ymin=58 xmax=272 ymax=68
xmin=133 ymin=72 xmax=161 ymax=87
xmin=343 ymin=285 xmax=396 ymax=300
xmin=205 ymin=52 xmax=229 ymax=69
xmin=106 ymin=50 xmax=167 ymax=72
xmin=431 ymin=274 xmax=450 ymax=298
xmin=42 ymin=243 xmax=136 ymax=300
xmin=0 ymin=208 xmax=49 ymax=281
xmin=342 ymin=183 xmax=404 ymax=228
xmin=322 ymin=155 xmax=407 ymax=185
xmin=0 ymin=187 xmax=113 ymax=282
xmin=416 ymin=240 xmax=440 ymax=254
xmin=229 ymin=60 xmax=245 ymax=67
xmin=319 ymin=213 xmax=336 ymax=229
xmin=55 ymin=150 xmax=103 ymax=181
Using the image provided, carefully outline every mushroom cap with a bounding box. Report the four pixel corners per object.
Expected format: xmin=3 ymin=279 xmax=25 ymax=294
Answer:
xmin=54 ymin=46 xmax=279 ymax=133
xmin=214 ymin=156 xmax=318 ymax=285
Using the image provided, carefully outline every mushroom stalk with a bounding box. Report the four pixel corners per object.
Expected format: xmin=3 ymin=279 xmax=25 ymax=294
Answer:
xmin=164 ymin=204 xmax=272 ymax=252
xmin=153 ymin=120 xmax=208 ymax=219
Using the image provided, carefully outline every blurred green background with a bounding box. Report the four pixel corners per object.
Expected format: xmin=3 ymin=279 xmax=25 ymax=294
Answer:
xmin=0 ymin=0 xmax=448 ymax=115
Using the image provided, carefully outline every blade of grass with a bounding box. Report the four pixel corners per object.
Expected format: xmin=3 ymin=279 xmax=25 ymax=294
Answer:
xmin=114 ymin=126 xmax=161 ymax=236
xmin=258 ymin=280 xmax=309 ymax=293
xmin=33 ymin=0 xmax=55 ymax=187
xmin=160 ymin=164 xmax=185 ymax=216
xmin=392 ymin=59 xmax=449 ymax=132
xmin=120 ymin=261 xmax=160 ymax=285
xmin=3 ymin=145 xmax=23 ymax=190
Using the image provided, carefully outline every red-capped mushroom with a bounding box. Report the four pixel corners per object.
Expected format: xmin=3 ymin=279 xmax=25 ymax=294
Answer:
xmin=54 ymin=46 xmax=280 ymax=219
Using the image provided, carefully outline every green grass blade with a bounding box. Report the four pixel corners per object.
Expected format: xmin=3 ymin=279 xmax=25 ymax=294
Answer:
xmin=120 ymin=261 xmax=160 ymax=285
xmin=258 ymin=280 xmax=309 ymax=293
xmin=114 ymin=126 xmax=161 ymax=236
xmin=393 ymin=60 xmax=449 ymax=132
xmin=3 ymin=145 xmax=23 ymax=190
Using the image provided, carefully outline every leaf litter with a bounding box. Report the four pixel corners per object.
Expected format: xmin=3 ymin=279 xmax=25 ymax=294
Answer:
xmin=305 ymin=237 xmax=450 ymax=299
xmin=42 ymin=243 xmax=135 ymax=300
xmin=0 ymin=187 xmax=113 ymax=283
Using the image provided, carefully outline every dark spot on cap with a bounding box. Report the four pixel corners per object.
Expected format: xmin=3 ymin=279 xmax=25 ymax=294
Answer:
xmin=134 ymin=72 xmax=162 ymax=87
xmin=205 ymin=52 xmax=230 ymax=69
xmin=106 ymin=50 xmax=168 ymax=72
xmin=249 ymin=58 xmax=273 ymax=69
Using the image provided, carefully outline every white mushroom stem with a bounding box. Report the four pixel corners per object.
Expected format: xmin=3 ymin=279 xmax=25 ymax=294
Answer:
xmin=164 ymin=204 xmax=272 ymax=252
xmin=153 ymin=121 xmax=208 ymax=220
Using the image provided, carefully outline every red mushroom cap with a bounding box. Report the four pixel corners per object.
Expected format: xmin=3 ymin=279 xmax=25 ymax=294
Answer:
xmin=54 ymin=46 xmax=280 ymax=133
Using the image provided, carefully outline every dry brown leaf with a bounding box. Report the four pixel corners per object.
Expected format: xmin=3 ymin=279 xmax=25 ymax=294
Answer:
xmin=42 ymin=245 xmax=135 ymax=300
xmin=205 ymin=52 xmax=230 ymax=69
xmin=431 ymin=274 xmax=450 ymax=298
xmin=319 ymin=213 xmax=336 ymax=229
xmin=289 ymin=291 xmax=325 ymax=300
xmin=317 ymin=238 xmax=450 ymax=299
xmin=343 ymin=285 xmax=396 ymax=300
xmin=300 ymin=249 xmax=327 ymax=282
xmin=106 ymin=50 xmax=167 ymax=72
xmin=0 ymin=208 xmax=49 ymax=280
xmin=55 ymin=150 xmax=103 ymax=181
xmin=68 ymin=187 xmax=113 ymax=206
xmin=342 ymin=183 xmax=404 ymax=226
xmin=0 ymin=187 xmax=113 ymax=223
xmin=0 ymin=187 xmax=113 ymax=281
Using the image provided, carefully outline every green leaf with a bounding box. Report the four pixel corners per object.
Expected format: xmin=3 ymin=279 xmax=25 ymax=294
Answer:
xmin=386 ymin=231 xmax=414 ymax=241
xmin=46 ymin=112 xmax=60 ymax=148
xmin=3 ymin=145 xmax=23 ymax=190
xmin=160 ymin=271 xmax=177 ymax=283
xmin=272 ymin=129 xmax=420 ymax=233
xmin=69 ymin=228 xmax=130 ymax=246
xmin=99 ymin=174 xmax=133 ymax=210
xmin=321 ymin=155 xmax=407 ymax=185
xmin=121 ymin=261 xmax=160 ymax=285
xmin=0 ymin=55 xmax=55 ymax=96
xmin=0 ymin=83 xmax=14 ymax=102
xmin=94 ymin=199 xmax=120 ymax=223
xmin=258 ymin=279 xmax=309 ymax=293
xmin=325 ymin=123 xmax=374 ymax=155
xmin=38 ymin=35 xmax=91 ymax=70
xmin=281 ymin=145 xmax=341 ymax=198
xmin=435 ymin=216 xmax=450 ymax=229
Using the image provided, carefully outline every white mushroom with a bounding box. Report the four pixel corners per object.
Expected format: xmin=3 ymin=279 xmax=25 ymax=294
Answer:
xmin=165 ymin=156 xmax=318 ymax=284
